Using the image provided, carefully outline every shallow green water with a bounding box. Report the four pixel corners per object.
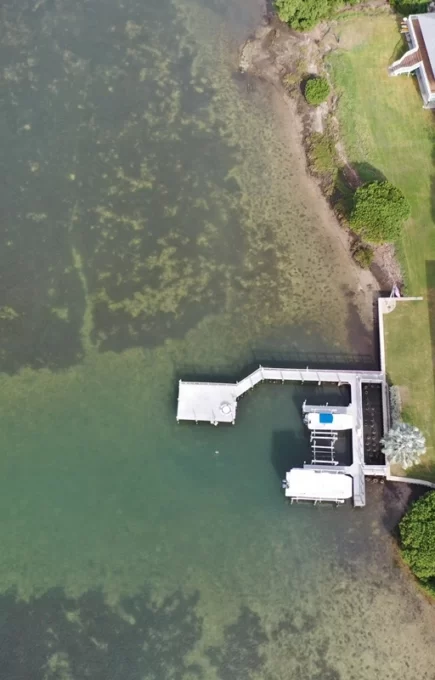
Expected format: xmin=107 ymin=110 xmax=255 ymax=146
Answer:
xmin=0 ymin=0 xmax=435 ymax=678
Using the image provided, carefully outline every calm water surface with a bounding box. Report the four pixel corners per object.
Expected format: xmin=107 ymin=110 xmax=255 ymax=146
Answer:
xmin=0 ymin=0 xmax=434 ymax=677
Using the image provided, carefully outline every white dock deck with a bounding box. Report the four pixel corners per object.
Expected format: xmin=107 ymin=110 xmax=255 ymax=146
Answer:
xmin=177 ymin=365 xmax=387 ymax=507
xmin=177 ymin=382 xmax=238 ymax=425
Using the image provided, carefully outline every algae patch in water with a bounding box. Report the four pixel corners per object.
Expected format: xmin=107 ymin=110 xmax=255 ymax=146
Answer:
xmin=0 ymin=0 xmax=245 ymax=368
xmin=0 ymin=0 xmax=363 ymax=374
xmin=0 ymin=2 xmax=434 ymax=677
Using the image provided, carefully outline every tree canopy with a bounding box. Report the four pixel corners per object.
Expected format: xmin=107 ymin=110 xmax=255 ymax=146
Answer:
xmin=349 ymin=180 xmax=410 ymax=243
xmin=304 ymin=77 xmax=330 ymax=106
xmin=274 ymin=0 xmax=358 ymax=30
xmin=390 ymin=0 xmax=429 ymax=15
xmin=400 ymin=492 xmax=435 ymax=594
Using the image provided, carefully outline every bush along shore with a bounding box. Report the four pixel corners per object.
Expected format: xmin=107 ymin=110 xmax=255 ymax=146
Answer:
xmin=399 ymin=491 xmax=435 ymax=599
xmin=239 ymin=3 xmax=404 ymax=287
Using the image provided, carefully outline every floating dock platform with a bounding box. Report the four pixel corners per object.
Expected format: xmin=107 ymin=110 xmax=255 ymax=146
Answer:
xmin=176 ymin=382 xmax=238 ymax=424
xmin=177 ymin=366 xmax=389 ymax=507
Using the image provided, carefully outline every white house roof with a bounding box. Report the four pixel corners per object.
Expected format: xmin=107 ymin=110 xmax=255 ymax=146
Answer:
xmin=416 ymin=13 xmax=435 ymax=80
xmin=285 ymin=468 xmax=353 ymax=501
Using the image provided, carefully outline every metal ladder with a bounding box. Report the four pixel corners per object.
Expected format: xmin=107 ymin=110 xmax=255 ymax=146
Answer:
xmin=310 ymin=430 xmax=339 ymax=465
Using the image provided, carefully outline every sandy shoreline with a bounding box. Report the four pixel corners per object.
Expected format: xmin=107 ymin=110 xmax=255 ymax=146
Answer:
xmin=238 ymin=12 xmax=400 ymax=336
xmin=271 ymin=85 xmax=377 ymax=334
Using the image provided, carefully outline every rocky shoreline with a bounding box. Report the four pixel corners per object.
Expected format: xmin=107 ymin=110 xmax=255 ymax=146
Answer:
xmin=238 ymin=9 xmax=402 ymax=291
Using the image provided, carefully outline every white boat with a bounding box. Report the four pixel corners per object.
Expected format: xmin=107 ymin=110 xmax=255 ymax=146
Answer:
xmin=304 ymin=411 xmax=353 ymax=431
xmin=283 ymin=468 xmax=353 ymax=504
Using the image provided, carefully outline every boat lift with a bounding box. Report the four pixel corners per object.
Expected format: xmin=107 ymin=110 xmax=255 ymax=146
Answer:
xmin=302 ymin=400 xmax=353 ymax=466
xmin=310 ymin=429 xmax=339 ymax=465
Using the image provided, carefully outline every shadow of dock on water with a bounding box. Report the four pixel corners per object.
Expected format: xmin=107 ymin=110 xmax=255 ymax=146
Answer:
xmin=270 ymin=430 xmax=310 ymax=480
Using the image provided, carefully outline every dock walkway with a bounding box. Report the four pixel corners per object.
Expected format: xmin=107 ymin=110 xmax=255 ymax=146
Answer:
xmin=177 ymin=366 xmax=387 ymax=507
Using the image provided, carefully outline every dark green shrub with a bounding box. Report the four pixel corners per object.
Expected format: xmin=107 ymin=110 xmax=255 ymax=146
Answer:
xmin=308 ymin=132 xmax=335 ymax=173
xmin=349 ymin=180 xmax=410 ymax=244
xmin=282 ymin=72 xmax=300 ymax=94
xmin=400 ymin=492 xmax=435 ymax=595
xmin=352 ymin=243 xmax=373 ymax=269
xmin=307 ymin=131 xmax=337 ymax=195
xmin=274 ymin=0 xmax=358 ymax=30
xmin=282 ymin=58 xmax=306 ymax=94
xmin=304 ymin=77 xmax=330 ymax=106
xmin=390 ymin=0 xmax=428 ymax=14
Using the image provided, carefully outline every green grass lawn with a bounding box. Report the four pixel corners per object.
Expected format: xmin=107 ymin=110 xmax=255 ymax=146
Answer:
xmin=328 ymin=15 xmax=435 ymax=477
xmin=383 ymin=299 xmax=435 ymax=479
xmin=329 ymin=15 xmax=435 ymax=293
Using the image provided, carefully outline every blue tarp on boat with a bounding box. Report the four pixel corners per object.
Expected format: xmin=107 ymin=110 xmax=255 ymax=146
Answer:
xmin=319 ymin=413 xmax=333 ymax=424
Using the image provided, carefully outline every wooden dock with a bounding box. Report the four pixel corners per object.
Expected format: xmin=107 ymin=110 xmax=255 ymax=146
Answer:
xmin=177 ymin=366 xmax=388 ymax=507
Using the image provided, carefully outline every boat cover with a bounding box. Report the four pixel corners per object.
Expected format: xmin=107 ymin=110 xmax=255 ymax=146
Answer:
xmin=285 ymin=468 xmax=352 ymax=501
